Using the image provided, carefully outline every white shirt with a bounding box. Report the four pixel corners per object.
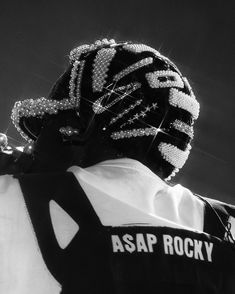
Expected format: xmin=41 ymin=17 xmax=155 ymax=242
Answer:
xmin=0 ymin=158 xmax=205 ymax=293
xmin=69 ymin=158 xmax=204 ymax=231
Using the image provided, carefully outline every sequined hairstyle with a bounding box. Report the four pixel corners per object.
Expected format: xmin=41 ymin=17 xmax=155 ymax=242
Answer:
xmin=11 ymin=39 xmax=200 ymax=180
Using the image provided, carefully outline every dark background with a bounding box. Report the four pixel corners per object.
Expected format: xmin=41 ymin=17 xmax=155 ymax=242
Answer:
xmin=0 ymin=0 xmax=234 ymax=203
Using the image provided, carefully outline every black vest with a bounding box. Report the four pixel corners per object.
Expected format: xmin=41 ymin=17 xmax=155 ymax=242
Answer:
xmin=17 ymin=172 xmax=235 ymax=294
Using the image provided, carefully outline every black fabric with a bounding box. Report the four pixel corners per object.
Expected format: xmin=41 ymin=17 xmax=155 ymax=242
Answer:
xmin=0 ymin=150 xmax=32 ymax=174
xmin=17 ymin=172 xmax=235 ymax=294
xmin=197 ymin=195 xmax=230 ymax=239
xmin=17 ymin=172 xmax=114 ymax=294
xmin=107 ymin=226 xmax=235 ymax=294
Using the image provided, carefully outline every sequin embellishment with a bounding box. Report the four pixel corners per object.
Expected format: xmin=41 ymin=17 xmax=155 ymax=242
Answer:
xmin=123 ymin=44 xmax=162 ymax=57
xmin=75 ymin=60 xmax=85 ymax=108
xmin=109 ymin=99 xmax=143 ymax=125
xmin=11 ymin=97 xmax=75 ymax=141
xmin=158 ymin=142 xmax=191 ymax=169
xmin=93 ymin=82 xmax=141 ymax=114
xmin=92 ymin=48 xmax=116 ymax=92
xmin=145 ymin=70 xmax=184 ymax=89
xmin=169 ymin=88 xmax=200 ymax=120
xmin=120 ymin=102 xmax=158 ymax=128
xmin=69 ymin=60 xmax=80 ymax=101
xmin=111 ymin=127 xmax=162 ymax=140
xmin=113 ymin=57 xmax=153 ymax=82
xmin=171 ymin=119 xmax=194 ymax=139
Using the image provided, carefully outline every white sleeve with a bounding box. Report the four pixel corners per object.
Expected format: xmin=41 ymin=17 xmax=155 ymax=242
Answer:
xmin=0 ymin=175 xmax=61 ymax=294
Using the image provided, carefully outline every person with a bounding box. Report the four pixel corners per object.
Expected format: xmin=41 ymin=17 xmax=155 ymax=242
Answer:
xmin=0 ymin=38 xmax=235 ymax=293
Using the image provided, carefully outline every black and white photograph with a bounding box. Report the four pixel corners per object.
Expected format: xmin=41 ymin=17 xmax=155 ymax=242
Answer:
xmin=0 ymin=0 xmax=234 ymax=293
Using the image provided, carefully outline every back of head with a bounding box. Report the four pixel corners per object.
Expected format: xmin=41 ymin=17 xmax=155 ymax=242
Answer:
xmin=12 ymin=39 xmax=200 ymax=179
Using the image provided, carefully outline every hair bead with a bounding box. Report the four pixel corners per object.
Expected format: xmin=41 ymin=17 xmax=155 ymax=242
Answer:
xmin=113 ymin=57 xmax=153 ymax=82
xmin=92 ymin=48 xmax=116 ymax=92
xmin=158 ymin=142 xmax=190 ymax=169
xmin=169 ymin=88 xmax=200 ymax=119
xmin=145 ymin=70 xmax=184 ymax=89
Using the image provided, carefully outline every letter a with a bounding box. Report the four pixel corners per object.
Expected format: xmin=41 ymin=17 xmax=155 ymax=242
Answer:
xmin=111 ymin=235 xmax=125 ymax=252
xmin=136 ymin=234 xmax=148 ymax=252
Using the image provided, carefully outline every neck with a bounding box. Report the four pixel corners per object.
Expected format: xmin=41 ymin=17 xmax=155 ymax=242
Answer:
xmin=25 ymin=118 xmax=122 ymax=173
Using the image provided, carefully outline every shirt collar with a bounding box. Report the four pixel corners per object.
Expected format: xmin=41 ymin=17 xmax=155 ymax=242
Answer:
xmin=69 ymin=158 xmax=167 ymax=214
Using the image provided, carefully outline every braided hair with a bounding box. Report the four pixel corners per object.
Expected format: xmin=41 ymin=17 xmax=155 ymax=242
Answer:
xmin=12 ymin=39 xmax=200 ymax=180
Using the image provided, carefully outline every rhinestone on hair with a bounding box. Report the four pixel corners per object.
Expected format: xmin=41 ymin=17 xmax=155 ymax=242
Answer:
xmin=69 ymin=39 xmax=117 ymax=63
xmin=123 ymin=44 xmax=181 ymax=73
xmin=69 ymin=44 xmax=90 ymax=63
xmin=158 ymin=142 xmax=191 ymax=169
xmin=169 ymin=88 xmax=200 ymax=120
xmin=11 ymin=97 xmax=75 ymax=141
xmin=123 ymin=44 xmax=162 ymax=57
xmin=59 ymin=126 xmax=79 ymax=136
xmin=109 ymin=99 xmax=143 ymax=125
xmin=171 ymin=119 xmax=194 ymax=139
xmin=92 ymin=82 xmax=141 ymax=114
xmin=92 ymin=48 xmax=116 ymax=92
xmin=120 ymin=102 xmax=158 ymax=128
xmin=113 ymin=57 xmax=153 ymax=82
xmin=75 ymin=60 xmax=85 ymax=109
xmin=69 ymin=60 xmax=80 ymax=101
xmin=165 ymin=168 xmax=180 ymax=181
xmin=111 ymin=127 xmax=162 ymax=140
xmin=145 ymin=70 xmax=184 ymax=89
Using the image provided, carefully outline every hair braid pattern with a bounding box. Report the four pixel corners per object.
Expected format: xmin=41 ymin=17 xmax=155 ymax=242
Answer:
xmin=68 ymin=39 xmax=200 ymax=179
xmin=12 ymin=39 xmax=199 ymax=180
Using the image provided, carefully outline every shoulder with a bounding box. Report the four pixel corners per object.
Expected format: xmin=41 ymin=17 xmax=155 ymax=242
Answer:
xmin=0 ymin=174 xmax=17 ymax=194
xmin=202 ymin=196 xmax=235 ymax=216
xmin=171 ymin=183 xmax=235 ymax=242
xmin=0 ymin=174 xmax=24 ymax=206
xmin=194 ymin=194 xmax=235 ymax=243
